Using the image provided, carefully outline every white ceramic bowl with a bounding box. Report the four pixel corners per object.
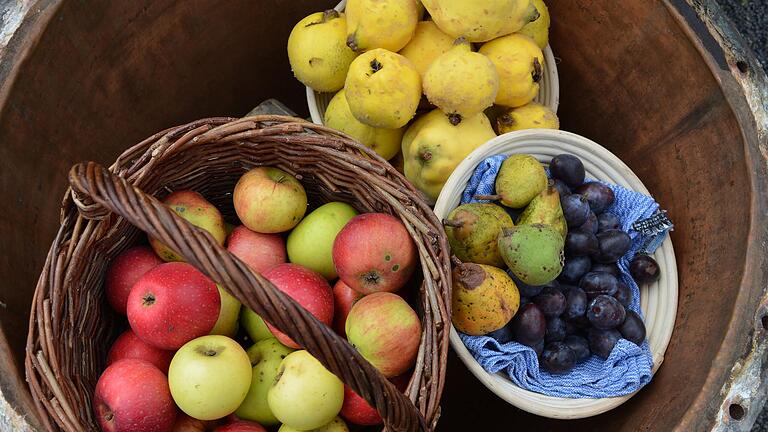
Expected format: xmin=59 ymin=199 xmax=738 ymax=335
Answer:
xmin=306 ymin=0 xmax=560 ymax=124
xmin=433 ymin=129 xmax=678 ymax=419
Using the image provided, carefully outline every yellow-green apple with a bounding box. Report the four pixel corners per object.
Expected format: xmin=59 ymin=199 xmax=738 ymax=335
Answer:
xmin=340 ymin=373 xmax=409 ymax=426
xmin=93 ymin=359 xmax=177 ymax=432
xmin=128 ymin=262 xmax=220 ymax=350
xmin=332 ymin=280 xmax=364 ymax=336
xmin=286 ymin=202 xmax=358 ymax=279
xmin=150 ymin=190 xmax=227 ymax=262
xmin=171 ymin=413 xmax=206 ymax=431
xmin=241 ymin=308 xmax=274 ymax=342
xmin=332 ymin=213 xmax=417 ymax=294
xmin=267 ymin=350 xmax=343 ymax=430
xmin=105 ymin=246 xmax=162 ymax=314
xmin=210 ymin=285 xmax=242 ymax=337
xmin=233 ymin=167 xmax=307 ymax=234
xmin=107 ymin=328 xmax=174 ymax=374
xmin=345 ymin=292 xmax=421 ymax=377
xmin=169 ymin=335 xmax=252 ymax=420
xmin=235 ymin=338 xmax=295 ymax=425
xmin=278 ymin=416 xmax=349 ymax=432
xmin=262 ymin=264 xmax=334 ymax=348
xmin=227 ymin=225 xmax=286 ymax=273
xmin=214 ymin=420 xmax=267 ymax=431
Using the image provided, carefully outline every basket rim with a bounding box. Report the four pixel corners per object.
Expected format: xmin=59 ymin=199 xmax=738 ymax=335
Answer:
xmin=25 ymin=116 xmax=452 ymax=432
xmin=433 ymin=129 xmax=679 ymax=419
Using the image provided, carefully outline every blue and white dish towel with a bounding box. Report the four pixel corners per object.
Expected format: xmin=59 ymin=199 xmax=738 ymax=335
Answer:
xmin=458 ymin=154 xmax=669 ymax=399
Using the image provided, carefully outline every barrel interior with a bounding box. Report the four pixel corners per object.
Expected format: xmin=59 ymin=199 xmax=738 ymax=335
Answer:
xmin=0 ymin=0 xmax=753 ymax=430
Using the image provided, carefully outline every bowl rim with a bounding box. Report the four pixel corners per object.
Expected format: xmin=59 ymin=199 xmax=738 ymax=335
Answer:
xmin=434 ymin=129 xmax=679 ymax=419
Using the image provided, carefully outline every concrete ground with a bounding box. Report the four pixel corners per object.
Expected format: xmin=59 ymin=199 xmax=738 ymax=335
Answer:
xmin=716 ymin=2 xmax=768 ymax=430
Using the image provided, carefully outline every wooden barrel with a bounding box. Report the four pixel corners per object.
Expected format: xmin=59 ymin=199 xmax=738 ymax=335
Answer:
xmin=0 ymin=0 xmax=765 ymax=430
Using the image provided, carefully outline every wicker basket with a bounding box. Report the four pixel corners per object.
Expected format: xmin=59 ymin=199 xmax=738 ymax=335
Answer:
xmin=25 ymin=116 xmax=451 ymax=432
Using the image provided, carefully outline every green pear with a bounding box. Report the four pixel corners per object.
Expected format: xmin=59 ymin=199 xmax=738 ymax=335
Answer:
xmin=287 ymin=202 xmax=358 ymax=279
xmin=241 ymin=308 xmax=274 ymax=342
xmin=209 ymin=285 xmax=241 ymax=337
xmin=443 ymin=203 xmax=513 ymax=267
xmin=235 ymin=338 xmax=295 ymax=425
xmin=479 ymin=154 xmax=547 ymax=208
xmin=498 ymin=223 xmax=564 ymax=285
xmin=517 ymin=182 xmax=567 ymax=238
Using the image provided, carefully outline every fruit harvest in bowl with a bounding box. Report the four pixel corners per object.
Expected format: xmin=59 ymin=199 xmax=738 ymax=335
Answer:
xmin=433 ymin=129 xmax=678 ymax=419
xmin=287 ymin=0 xmax=559 ymax=204
xmin=93 ymin=165 xmax=425 ymax=432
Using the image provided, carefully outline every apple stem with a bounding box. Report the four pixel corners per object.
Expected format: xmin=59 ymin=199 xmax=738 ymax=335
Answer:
xmin=450 ymin=255 xmax=464 ymax=267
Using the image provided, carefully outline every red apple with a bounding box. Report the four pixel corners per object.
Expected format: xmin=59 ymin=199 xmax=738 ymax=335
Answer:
xmin=127 ymin=262 xmax=220 ymax=350
xmin=345 ymin=292 xmax=421 ymax=377
xmin=105 ymin=246 xmax=163 ymax=314
xmin=233 ymin=167 xmax=307 ymax=234
xmin=332 ymin=280 xmax=364 ymax=336
xmin=332 ymin=213 xmax=417 ymax=294
xmin=214 ymin=420 xmax=267 ymax=432
xmin=227 ymin=225 xmax=286 ymax=273
xmin=107 ymin=328 xmax=174 ymax=374
xmin=340 ymin=385 xmax=381 ymax=426
xmin=171 ymin=414 xmax=206 ymax=431
xmin=93 ymin=359 xmax=177 ymax=432
xmin=340 ymin=374 xmax=410 ymax=426
xmin=262 ymin=264 xmax=333 ymax=348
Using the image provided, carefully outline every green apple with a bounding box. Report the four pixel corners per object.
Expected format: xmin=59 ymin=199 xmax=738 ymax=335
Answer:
xmin=210 ymin=285 xmax=242 ymax=337
xmin=278 ymin=416 xmax=349 ymax=432
xmin=168 ymin=335 xmax=252 ymax=420
xmin=235 ymin=338 xmax=295 ymax=425
xmin=287 ymin=202 xmax=358 ymax=279
xmin=241 ymin=308 xmax=274 ymax=342
xmin=267 ymin=350 xmax=344 ymax=430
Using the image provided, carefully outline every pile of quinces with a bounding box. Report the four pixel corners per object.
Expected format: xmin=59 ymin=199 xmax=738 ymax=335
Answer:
xmin=287 ymin=0 xmax=559 ymax=202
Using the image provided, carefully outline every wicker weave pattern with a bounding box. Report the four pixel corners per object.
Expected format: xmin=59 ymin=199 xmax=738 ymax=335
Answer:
xmin=25 ymin=116 xmax=451 ymax=432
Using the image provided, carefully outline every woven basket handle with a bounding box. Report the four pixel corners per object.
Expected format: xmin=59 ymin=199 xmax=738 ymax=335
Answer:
xmin=68 ymin=161 xmax=427 ymax=432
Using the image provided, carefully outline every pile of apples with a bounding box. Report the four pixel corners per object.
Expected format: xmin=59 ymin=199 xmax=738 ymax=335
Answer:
xmin=95 ymin=166 xmax=422 ymax=432
xmin=287 ymin=0 xmax=558 ymax=203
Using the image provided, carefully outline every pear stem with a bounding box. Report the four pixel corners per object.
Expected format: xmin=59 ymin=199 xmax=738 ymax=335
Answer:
xmin=450 ymin=255 xmax=464 ymax=267
xmin=442 ymin=219 xmax=464 ymax=228
xmin=474 ymin=194 xmax=500 ymax=201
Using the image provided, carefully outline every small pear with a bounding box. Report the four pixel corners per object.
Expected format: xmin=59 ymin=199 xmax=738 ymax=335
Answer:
xmin=517 ymin=182 xmax=567 ymax=238
xmin=346 ymin=0 xmax=419 ymax=52
xmin=399 ymin=21 xmax=454 ymax=79
xmin=518 ymin=0 xmax=551 ymax=49
xmin=324 ymin=89 xmax=404 ymax=160
xmin=476 ymin=154 xmax=547 ymax=208
xmin=424 ymin=38 xmax=500 ymax=120
xmin=443 ymin=203 xmax=514 ymax=267
xmin=287 ymin=10 xmax=358 ymax=92
xmin=344 ymin=49 xmax=421 ymax=129
xmin=479 ymin=33 xmax=545 ymax=107
xmin=452 ymin=262 xmax=520 ymax=335
xmin=498 ymin=224 xmax=564 ymax=286
xmin=497 ymin=102 xmax=559 ymax=133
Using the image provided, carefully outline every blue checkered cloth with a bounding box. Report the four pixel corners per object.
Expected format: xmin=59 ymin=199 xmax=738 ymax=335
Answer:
xmin=458 ymin=154 xmax=668 ymax=398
